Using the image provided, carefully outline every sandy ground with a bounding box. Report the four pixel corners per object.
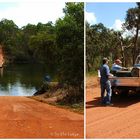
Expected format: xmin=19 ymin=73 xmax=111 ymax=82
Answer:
xmin=0 ymin=96 xmax=83 ymax=138
xmin=86 ymin=76 xmax=140 ymax=138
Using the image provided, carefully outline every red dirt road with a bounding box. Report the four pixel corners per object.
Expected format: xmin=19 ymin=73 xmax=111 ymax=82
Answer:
xmin=86 ymin=76 xmax=140 ymax=138
xmin=0 ymin=96 xmax=83 ymax=138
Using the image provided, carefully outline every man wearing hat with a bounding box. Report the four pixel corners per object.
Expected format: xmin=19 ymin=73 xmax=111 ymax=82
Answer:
xmin=111 ymin=59 xmax=122 ymax=72
xmin=100 ymin=57 xmax=113 ymax=106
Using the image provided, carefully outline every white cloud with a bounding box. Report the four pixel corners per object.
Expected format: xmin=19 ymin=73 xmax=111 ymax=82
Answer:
xmin=85 ymin=11 xmax=96 ymax=25
xmin=0 ymin=2 xmax=65 ymax=28
xmin=111 ymin=19 xmax=134 ymax=38
xmin=111 ymin=19 xmax=124 ymax=31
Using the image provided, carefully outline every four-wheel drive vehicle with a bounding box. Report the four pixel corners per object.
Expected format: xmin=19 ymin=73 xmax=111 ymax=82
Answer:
xmin=110 ymin=55 xmax=140 ymax=95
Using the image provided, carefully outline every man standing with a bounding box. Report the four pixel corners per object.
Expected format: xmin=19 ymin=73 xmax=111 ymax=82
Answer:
xmin=100 ymin=57 xmax=113 ymax=106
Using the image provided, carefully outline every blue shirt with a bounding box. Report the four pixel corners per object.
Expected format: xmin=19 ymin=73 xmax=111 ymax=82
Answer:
xmin=111 ymin=64 xmax=122 ymax=71
xmin=100 ymin=64 xmax=110 ymax=83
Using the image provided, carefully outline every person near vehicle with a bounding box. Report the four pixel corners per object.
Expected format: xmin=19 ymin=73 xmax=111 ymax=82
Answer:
xmin=100 ymin=57 xmax=113 ymax=106
xmin=111 ymin=59 xmax=122 ymax=72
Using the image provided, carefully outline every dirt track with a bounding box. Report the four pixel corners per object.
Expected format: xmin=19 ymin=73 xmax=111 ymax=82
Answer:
xmin=86 ymin=76 xmax=140 ymax=138
xmin=0 ymin=96 xmax=83 ymax=138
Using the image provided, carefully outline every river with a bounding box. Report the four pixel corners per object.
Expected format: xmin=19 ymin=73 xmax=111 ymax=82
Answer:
xmin=0 ymin=63 xmax=57 ymax=96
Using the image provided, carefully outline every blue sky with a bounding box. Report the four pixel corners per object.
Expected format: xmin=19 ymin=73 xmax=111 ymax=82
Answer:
xmin=0 ymin=3 xmax=18 ymax=10
xmin=86 ymin=2 xmax=137 ymax=30
xmin=0 ymin=2 xmax=65 ymax=28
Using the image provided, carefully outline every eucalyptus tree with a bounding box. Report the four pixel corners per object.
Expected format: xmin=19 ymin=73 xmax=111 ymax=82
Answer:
xmin=28 ymin=23 xmax=56 ymax=64
xmin=55 ymin=2 xmax=84 ymax=96
xmin=86 ymin=23 xmax=122 ymax=72
xmin=0 ymin=19 xmax=23 ymax=62
xmin=123 ymin=3 xmax=140 ymax=64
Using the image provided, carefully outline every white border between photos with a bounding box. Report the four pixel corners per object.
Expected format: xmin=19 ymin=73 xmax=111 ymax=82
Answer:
xmin=84 ymin=2 xmax=86 ymax=139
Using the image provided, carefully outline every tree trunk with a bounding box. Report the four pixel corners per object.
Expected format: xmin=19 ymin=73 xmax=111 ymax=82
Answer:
xmin=133 ymin=27 xmax=139 ymax=64
xmin=119 ymin=34 xmax=125 ymax=67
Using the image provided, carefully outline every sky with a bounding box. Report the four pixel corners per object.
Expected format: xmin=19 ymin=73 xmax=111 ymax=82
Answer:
xmin=0 ymin=2 xmax=65 ymax=28
xmin=86 ymin=2 xmax=137 ymax=31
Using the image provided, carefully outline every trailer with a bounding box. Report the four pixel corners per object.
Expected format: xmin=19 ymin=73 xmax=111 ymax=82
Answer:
xmin=110 ymin=77 xmax=140 ymax=95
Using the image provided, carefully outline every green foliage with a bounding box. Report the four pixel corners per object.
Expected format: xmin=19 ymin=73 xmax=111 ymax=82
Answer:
xmin=55 ymin=3 xmax=84 ymax=90
xmin=28 ymin=25 xmax=56 ymax=64
xmin=0 ymin=19 xmax=19 ymax=61
xmin=124 ymin=7 xmax=140 ymax=30
xmin=86 ymin=23 xmax=122 ymax=72
xmin=123 ymin=3 xmax=140 ymax=63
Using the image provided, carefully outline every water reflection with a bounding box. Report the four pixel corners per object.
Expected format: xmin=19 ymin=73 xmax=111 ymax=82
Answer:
xmin=0 ymin=64 xmax=57 ymax=96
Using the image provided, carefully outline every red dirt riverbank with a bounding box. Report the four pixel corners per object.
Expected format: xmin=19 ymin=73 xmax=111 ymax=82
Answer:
xmin=86 ymin=76 xmax=140 ymax=138
xmin=0 ymin=96 xmax=83 ymax=138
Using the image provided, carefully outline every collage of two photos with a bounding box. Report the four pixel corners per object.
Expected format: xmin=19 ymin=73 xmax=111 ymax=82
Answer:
xmin=0 ymin=1 xmax=140 ymax=139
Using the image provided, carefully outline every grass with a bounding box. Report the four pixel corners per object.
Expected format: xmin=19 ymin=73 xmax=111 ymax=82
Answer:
xmin=29 ymin=96 xmax=84 ymax=114
xmin=28 ymin=86 xmax=84 ymax=115
xmin=56 ymin=101 xmax=84 ymax=114
xmin=29 ymin=82 xmax=84 ymax=114
xmin=86 ymin=70 xmax=98 ymax=77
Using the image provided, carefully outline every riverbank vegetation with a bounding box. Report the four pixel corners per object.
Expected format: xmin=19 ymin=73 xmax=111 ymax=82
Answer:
xmin=0 ymin=3 xmax=84 ymax=108
xmin=30 ymin=82 xmax=84 ymax=114
xmin=86 ymin=2 xmax=140 ymax=73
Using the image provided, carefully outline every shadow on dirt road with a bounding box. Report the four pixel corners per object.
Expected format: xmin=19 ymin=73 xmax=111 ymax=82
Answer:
xmin=86 ymin=93 xmax=140 ymax=108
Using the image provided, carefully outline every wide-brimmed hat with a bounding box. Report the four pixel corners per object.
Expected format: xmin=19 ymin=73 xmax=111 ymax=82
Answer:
xmin=115 ymin=59 xmax=122 ymax=64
